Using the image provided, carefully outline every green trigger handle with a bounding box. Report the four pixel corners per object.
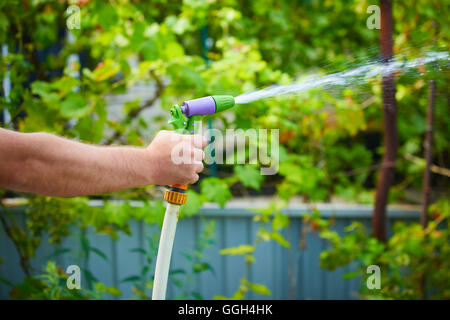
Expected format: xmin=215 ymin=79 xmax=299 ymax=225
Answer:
xmin=168 ymin=105 xmax=201 ymax=133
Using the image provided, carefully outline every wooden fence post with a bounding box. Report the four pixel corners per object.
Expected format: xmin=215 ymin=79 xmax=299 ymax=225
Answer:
xmin=373 ymin=0 xmax=397 ymax=242
xmin=420 ymin=80 xmax=435 ymax=228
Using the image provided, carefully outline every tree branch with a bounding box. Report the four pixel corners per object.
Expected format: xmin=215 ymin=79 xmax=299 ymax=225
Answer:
xmin=0 ymin=201 xmax=32 ymax=276
xmin=373 ymin=0 xmax=397 ymax=242
xmin=104 ymin=71 xmax=165 ymax=145
xmin=421 ymin=80 xmax=435 ymax=228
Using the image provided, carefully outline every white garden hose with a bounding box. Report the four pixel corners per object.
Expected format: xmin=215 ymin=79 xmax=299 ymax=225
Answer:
xmin=152 ymin=202 xmax=181 ymax=300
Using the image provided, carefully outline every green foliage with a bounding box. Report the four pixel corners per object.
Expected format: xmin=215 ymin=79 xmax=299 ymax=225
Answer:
xmin=180 ymin=190 xmax=204 ymax=218
xmin=316 ymin=199 xmax=450 ymax=299
xmin=218 ymin=201 xmax=291 ymax=298
xmin=234 ymin=165 xmax=263 ymax=190
xmin=200 ymin=177 xmax=232 ymax=208
xmin=2 ymin=0 xmax=446 ymax=205
xmin=214 ymin=278 xmax=271 ymax=300
xmin=172 ymin=220 xmax=216 ymax=300
xmin=124 ymin=220 xmax=216 ymax=300
xmin=120 ymin=232 xmax=160 ymax=299
xmin=220 ymin=244 xmax=254 ymax=256
xmin=9 ymin=261 xmax=121 ymax=300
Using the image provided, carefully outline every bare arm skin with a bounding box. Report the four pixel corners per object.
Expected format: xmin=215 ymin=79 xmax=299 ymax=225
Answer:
xmin=0 ymin=128 xmax=205 ymax=197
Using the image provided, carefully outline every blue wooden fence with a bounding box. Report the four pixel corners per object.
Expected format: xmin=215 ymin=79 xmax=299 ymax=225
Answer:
xmin=0 ymin=203 xmax=420 ymax=299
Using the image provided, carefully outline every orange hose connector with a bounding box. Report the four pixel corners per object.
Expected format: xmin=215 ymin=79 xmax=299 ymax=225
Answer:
xmin=164 ymin=184 xmax=188 ymax=205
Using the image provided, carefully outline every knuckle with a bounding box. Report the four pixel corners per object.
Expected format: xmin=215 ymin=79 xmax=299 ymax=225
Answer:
xmin=191 ymin=174 xmax=199 ymax=183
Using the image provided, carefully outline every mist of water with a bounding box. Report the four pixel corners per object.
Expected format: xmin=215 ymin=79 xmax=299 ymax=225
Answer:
xmin=234 ymin=51 xmax=449 ymax=104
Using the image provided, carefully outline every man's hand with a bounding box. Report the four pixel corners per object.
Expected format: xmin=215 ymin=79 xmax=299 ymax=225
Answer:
xmin=145 ymin=130 xmax=206 ymax=185
xmin=0 ymin=128 xmax=206 ymax=197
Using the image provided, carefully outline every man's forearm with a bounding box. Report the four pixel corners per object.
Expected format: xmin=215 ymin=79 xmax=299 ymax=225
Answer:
xmin=0 ymin=128 xmax=151 ymax=196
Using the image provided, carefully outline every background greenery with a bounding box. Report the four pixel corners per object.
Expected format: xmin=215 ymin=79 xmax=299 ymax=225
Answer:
xmin=0 ymin=0 xmax=448 ymax=299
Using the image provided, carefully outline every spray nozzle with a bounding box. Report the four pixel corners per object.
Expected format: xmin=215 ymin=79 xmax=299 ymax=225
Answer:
xmin=169 ymin=96 xmax=235 ymax=133
xmin=181 ymin=95 xmax=235 ymax=117
xmin=169 ymin=95 xmax=235 ymax=132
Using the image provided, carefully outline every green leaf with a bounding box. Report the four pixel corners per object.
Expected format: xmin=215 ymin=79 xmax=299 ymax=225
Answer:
xmin=234 ymin=165 xmax=263 ymax=190
xmin=319 ymin=230 xmax=340 ymax=243
xmin=250 ymin=201 xmax=286 ymax=217
xmin=167 ymin=16 xmax=191 ymax=35
xmin=46 ymin=248 xmax=70 ymax=260
xmin=60 ymin=94 xmax=89 ymax=118
xmin=163 ymin=41 xmax=185 ymax=60
xmin=220 ymin=244 xmax=254 ymax=256
xmin=141 ymin=265 xmax=150 ymax=276
xmin=141 ymin=38 xmax=160 ymax=61
xmin=73 ymin=116 xmax=104 ymax=144
xmin=200 ymin=178 xmax=232 ymax=208
xmin=342 ymin=271 xmax=360 ymax=280
xmin=171 ymin=277 xmax=183 ymax=288
xmin=193 ymin=262 xmax=213 ymax=274
xmin=106 ymin=286 xmax=121 ymax=297
xmin=0 ymin=277 xmax=13 ymax=286
xmin=180 ymin=190 xmax=203 ymax=217
xmin=121 ymin=275 xmax=140 ymax=283
xmin=245 ymin=281 xmax=271 ymax=296
xmin=191 ymin=291 xmax=203 ymax=300
xmin=269 ymin=232 xmax=290 ymax=248
xmin=272 ymin=212 xmax=289 ymax=231
xmin=0 ymin=11 xmax=9 ymax=43
xmin=81 ymin=236 xmax=90 ymax=260
xmin=231 ymin=290 xmax=245 ymax=300
xmin=180 ymin=65 xmax=205 ymax=91
xmin=105 ymin=202 xmax=131 ymax=227
xmin=131 ymin=248 xmax=146 ymax=255
xmin=124 ymin=99 xmax=141 ymax=115
xmin=140 ymin=201 xmax=165 ymax=226
xmin=279 ymin=162 xmax=303 ymax=184
xmin=51 ymin=77 xmax=79 ymax=97
xmin=84 ymin=269 xmax=98 ymax=284
xmin=245 ymin=255 xmax=255 ymax=263
xmin=90 ymin=247 xmax=108 ymax=261
xmin=169 ymin=269 xmax=187 ymax=275
xmin=182 ymin=253 xmax=193 ymax=261
xmin=97 ymin=4 xmax=118 ymax=30
xmin=31 ymin=81 xmax=51 ymax=97
xmin=92 ymin=59 xmax=120 ymax=81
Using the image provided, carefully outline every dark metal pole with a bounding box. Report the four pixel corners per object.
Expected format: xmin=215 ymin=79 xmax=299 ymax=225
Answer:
xmin=201 ymin=25 xmax=217 ymax=177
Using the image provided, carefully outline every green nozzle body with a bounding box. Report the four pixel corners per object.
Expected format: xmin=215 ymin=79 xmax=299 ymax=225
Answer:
xmin=181 ymin=95 xmax=235 ymax=117
xmin=212 ymin=95 xmax=235 ymax=113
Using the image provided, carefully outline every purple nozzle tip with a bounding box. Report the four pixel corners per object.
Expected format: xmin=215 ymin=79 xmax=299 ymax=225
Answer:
xmin=181 ymin=96 xmax=216 ymax=117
